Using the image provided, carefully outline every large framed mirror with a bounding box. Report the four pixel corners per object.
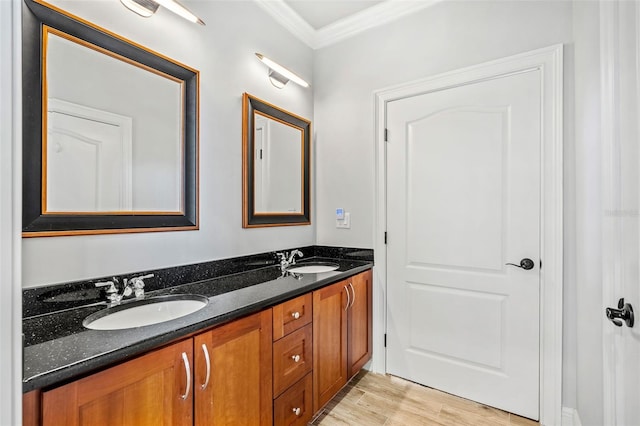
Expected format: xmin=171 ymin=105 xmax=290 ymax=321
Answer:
xmin=22 ymin=0 xmax=199 ymax=237
xmin=242 ymin=93 xmax=311 ymax=227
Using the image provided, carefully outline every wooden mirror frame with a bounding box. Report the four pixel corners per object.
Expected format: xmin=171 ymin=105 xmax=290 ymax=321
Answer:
xmin=22 ymin=0 xmax=199 ymax=237
xmin=242 ymin=93 xmax=311 ymax=228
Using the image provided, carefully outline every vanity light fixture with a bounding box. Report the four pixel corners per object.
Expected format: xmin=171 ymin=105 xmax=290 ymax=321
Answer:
xmin=255 ymin=53 xmax=309 ymax=89
xmin=120 ymin=0 xmax=158 ymax=18
xmin=120 ymin=0 xmax=205 ymax=25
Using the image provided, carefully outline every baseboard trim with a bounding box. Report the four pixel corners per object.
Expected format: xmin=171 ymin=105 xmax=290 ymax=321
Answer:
xmin=561 ymin=407 xmax=582 ymax=426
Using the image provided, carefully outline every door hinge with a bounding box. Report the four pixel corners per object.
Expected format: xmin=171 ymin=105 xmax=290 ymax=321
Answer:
xmin=384 ymin=232 xmax=387 ymax=244
xmin=259 ymin=149 xmax=263 ymax=159
xmin=384 ymin=333 xmax=387 ymax=347
xmin=384 ymin=128 xmax=388 ymax=142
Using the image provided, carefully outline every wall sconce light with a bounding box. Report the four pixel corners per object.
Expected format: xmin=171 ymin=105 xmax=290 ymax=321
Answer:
xmin=255 ymin=53 xmax=310 ymax=89
xmin=121 ymin=0 xmax=205 ymax=25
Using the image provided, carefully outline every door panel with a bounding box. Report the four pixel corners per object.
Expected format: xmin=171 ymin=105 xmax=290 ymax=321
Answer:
xmin=313 ymin=280 xmax=348 ymax=412
xmin=407 ymin=284 xmax=505 ymax=370
xmin=386 ymin=69 xmax=541 ymax=419
xmin=348 ymin=270 xmax=373 ymax=377
xmin=42 ymin=339 xmax=193 ymax=426
xmin=406 ymin=107 xmax=506 ymax=271
xmin=194 ymin=310 xmax=273 ymax=426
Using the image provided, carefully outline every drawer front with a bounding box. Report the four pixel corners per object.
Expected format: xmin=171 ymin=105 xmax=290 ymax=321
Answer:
xmin=274 ymin=373 xmax=313 ymax=426
xmin=273 ymin=293 xmax=312 ymax=340
xmin=273 ymin=324 xmax=313 ymax=396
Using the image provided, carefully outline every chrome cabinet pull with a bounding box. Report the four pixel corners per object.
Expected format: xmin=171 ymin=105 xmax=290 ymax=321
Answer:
xmin=292 ymin=407 xmax=301 ymax=416
xmin=291 ymin=311 xmax=301 ymax=319
xmin=344 ymin=285 xmax=350 ymax=311
xmin=348 ymin=282 xmax=356 ymax=308
xmin=201 ymin=343 xmax=211 ymax=390
xmin=291 ymin=354 xmax=301 ymax=363
xmin=181 ymin=352 xmax=191 ymax=400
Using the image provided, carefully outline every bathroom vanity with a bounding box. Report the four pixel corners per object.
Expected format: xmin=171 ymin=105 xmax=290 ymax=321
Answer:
xmin=22 ymin=250 xmax=373 ymax=426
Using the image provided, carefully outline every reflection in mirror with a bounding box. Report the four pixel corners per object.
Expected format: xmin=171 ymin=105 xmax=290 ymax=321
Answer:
xmin=45 ymin=28 xmax=183 ymax=213
xmin=243 ymin=93 xmax=310 ymax=228
xmin=253 ymin=112 xmax=302 ymax=214
xmin=22 ymin=0 xmax=199 ymax=236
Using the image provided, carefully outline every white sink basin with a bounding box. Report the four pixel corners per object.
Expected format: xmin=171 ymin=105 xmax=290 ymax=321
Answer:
xmin=84 ymin=294 xmax=208 ymax=330
xmin=286 ymin=262 xmax=340 ymax=274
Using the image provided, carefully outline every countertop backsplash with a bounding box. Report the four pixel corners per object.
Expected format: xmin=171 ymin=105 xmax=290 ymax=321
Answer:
xmin=23 ymin=245 xmax=373 ymax=319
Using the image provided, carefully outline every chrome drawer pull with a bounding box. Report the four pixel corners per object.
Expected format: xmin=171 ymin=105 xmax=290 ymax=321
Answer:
xmin=181 ymin=352 xmax=191 ymax=400
xmin=201 ymin=343 xmax=211 ymax=390
xmin=291 ymin=311 xmax=301 ymax=319
xmin=292 ymin=407 xmax=301 ymax=416
xmin=344 ymin=285 xmax=350 ymax=311
xmin=348 ymin=282 xmax=356 ymax=308
xmin=291 ymin=354 xmax=301 ymax=363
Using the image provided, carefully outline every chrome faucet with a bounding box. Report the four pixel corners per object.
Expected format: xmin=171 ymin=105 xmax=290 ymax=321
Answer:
xmin=95 ymin=273 xmax=154 ymax=306
xmin=276 ymin=249 xmax=303 ymax=271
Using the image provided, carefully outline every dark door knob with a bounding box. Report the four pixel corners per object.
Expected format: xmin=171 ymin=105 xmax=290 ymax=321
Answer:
xmin=506 ymin=258 xmax=535 ymax=270
xmin=606 ymin=298 xmax=634 ymax=327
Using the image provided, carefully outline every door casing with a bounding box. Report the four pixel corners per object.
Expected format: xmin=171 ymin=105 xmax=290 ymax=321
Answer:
xmin=372 ymin=44 xmax=563 ymax=425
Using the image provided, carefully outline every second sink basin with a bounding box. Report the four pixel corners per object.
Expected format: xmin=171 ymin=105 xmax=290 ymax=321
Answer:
xmin=286 ymin=262 xmax=340 ymax=274
xmin=83 ymin=294 xmax=208 ymax=330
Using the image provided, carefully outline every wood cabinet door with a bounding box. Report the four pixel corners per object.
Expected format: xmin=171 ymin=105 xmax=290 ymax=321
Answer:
xmin=347 ymin=270 xmax=373 ymax=378
xmin=194 ymin=309 xmax=273 ymax=426
xmin=42 ymin=339 xmax=193 ymax=426
xmin=312 ymin=280 xmax=348 ymax=412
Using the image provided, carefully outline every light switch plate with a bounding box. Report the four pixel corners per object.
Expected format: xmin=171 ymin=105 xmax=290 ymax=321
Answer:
xmin=336 ymin=212 xmax=350 ymax=229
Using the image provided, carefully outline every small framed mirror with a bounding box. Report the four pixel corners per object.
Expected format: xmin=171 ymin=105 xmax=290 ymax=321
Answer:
xmin=22 ymin=0 xmax=199 ymax=236
xmin=242 ymin=93 xmax=311 ymax=227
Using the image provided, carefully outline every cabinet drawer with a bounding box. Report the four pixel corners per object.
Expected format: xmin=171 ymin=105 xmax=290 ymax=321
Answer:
xmin=273 ymin=324 xmax=313 ymax=396
xmin=273 ymin=293 xmax=312 ymax=340
xmin=274 ymin=373 xmax=313 ymax=426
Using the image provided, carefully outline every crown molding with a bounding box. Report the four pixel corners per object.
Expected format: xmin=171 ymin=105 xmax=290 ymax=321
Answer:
xmin=314 ymin=0 xmax=441 ymax=48
xmin=254 ymin=0 xmax=442 ymax=49
xmin=253 ymin=0 xmax=316 ymax=47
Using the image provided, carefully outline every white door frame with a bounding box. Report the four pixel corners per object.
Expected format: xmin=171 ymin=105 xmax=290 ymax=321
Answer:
xmin=0 ymin=0 xmax=21 ymax=424
xmin=372 ymin=44 xmax=563 ymax=425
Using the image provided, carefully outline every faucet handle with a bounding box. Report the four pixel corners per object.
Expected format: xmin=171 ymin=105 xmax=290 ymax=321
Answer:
xmin=276 ymin=252 xmax=288 ymax=261
xmin=95 ymin=281 xmax=117 ymax=293
xmin=128 ymin=273 xmax=153 ymax=298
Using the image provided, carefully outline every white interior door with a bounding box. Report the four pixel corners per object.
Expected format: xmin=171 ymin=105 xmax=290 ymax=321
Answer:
xmin=46 ymin=99 xmax=132 ymax=213
xmin=601 ymin=1 xmax=640 ymax=424
xmin=386 ymin=69 xmax=542 ymax=420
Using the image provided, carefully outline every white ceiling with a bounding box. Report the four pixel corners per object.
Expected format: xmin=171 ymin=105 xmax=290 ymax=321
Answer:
xmin=254 ymin=0 xmax=441 ymax=49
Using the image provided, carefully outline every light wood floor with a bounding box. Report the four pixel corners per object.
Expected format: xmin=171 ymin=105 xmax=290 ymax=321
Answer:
xmin=311 ymin=371 xmax=539 ymax=426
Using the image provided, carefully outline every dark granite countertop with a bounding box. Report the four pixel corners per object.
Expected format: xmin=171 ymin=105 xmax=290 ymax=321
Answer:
xmin=23 ymin=256 xmax=372 ymax=392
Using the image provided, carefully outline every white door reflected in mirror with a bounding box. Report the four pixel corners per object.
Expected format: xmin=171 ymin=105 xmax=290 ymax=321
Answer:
xmin=47 ymin=101 xmax=132 ymax=212
xmin=253 ymin=112 xmax=302 ymax=214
